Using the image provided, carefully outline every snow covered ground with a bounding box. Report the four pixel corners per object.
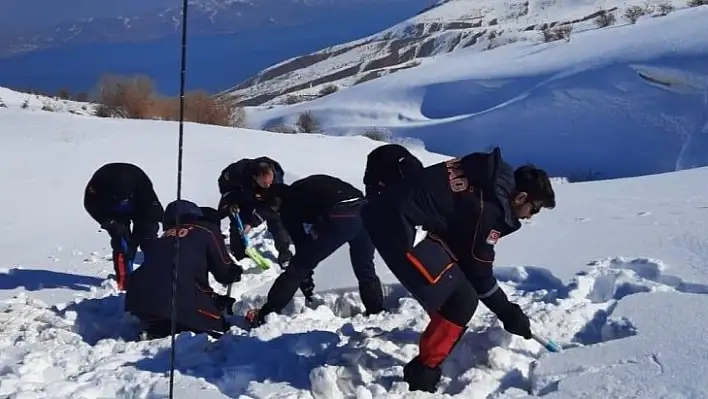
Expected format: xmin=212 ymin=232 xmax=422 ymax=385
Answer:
xmin=0 ymin=86 xmax=96 ymax=116
xmin=2 ymin=89 xmax=708 ymax=398
xmin=247 ymin=6 xmax=708 ymax=180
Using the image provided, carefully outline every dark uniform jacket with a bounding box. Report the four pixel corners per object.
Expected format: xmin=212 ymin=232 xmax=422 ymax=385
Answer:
xmin=394 ymin=147 xmax=522 ymax=309
xmin=273 ymin=174 xmax=364 ymax=245
xmin=83 ymin=162 xmax=164 ymax=226
xmin=217 ymin=156 xmax=285 ymax=224
xmin=124 ymin=202 xmax=240 ymax=334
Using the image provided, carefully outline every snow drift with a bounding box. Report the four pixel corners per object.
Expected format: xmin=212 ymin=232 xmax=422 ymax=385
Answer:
xmin=248 ymin=7 xmax=708 ymax=180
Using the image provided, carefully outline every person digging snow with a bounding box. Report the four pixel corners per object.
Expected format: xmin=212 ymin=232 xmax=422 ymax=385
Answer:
xmin=124 ymin=200 xmax=243 ymax=339
xmin=245 ymin=174 xmax=385 ymax=328
xmin=217 ymin=156 xmax=293 ymax=268
xmin=363 ymin=143 xmax=424 ymax=199
xmin=83 ymin=162 xmax=164 ymax=290
xmin=360 ymin=147 xmax=556 ymax=393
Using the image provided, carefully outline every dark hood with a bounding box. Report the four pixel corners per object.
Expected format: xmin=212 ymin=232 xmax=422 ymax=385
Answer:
xmin=163 ymin=199 xmax=203 ymax=228
xmin=468 ymin=147 xmax=521 ymax=232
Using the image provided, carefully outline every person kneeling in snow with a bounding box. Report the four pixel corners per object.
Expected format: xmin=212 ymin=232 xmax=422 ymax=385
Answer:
xmin=124 ymin=200 xmax=243 ymax=339
xmin=360 ymin=147 xmax=556 ymax=393
xmin=245 ymin=174 xmax=385 ymax=328
xmin=83 ymin=162 xmax=164 ymax=291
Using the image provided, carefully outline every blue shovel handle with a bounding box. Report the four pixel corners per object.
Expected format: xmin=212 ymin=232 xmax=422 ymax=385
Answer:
xmin=230 ymin=212 xmax=250 ymax=247
xmin=532 ymin=332 xmax=563 ymax=353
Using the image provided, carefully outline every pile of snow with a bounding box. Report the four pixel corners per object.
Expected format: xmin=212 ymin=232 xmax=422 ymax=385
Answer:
xmin=2 ymin=103 xmax=708 ymax=397
xmin=0 ymin=86 xmax=95 ymax=116
xmin=247 ymin=7 xmax=708 ymax=180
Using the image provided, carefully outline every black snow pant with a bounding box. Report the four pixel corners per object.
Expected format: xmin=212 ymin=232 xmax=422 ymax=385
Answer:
xmin=228 ymin=203 xmax=292 ymax=264
xmin=131 ymin=292 xmax=233 ymax=340
xmin=110 ymin=216 xmax=159 ymax=290
xmin=138 ymin=316 xmax=229 ymax=340
xmin=256 ymin=200 xmax=384 ymax=321
xmin=360 ymin=197 xmax=478 ymax=393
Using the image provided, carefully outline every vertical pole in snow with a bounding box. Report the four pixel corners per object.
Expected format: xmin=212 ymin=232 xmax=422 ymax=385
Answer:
xmin=168 ymin=0 xmax=189 ymax=396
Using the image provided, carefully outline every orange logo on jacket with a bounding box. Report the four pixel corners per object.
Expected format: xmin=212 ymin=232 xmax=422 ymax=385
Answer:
xmin=163 ymin=226 xmax=195 ymax=238
xmin=445 ymin=158 xmax=469 ymax=193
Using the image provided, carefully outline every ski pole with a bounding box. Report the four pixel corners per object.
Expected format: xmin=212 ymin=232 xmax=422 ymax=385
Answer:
xmin=532 ymin=331 xmax=562 ymax=353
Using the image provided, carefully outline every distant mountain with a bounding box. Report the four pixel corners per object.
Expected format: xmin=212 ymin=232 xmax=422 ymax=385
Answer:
xmin=0 ymin=0 xmax=435 ymax=95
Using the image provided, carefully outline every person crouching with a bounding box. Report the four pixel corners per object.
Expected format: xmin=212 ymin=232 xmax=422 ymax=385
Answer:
xmin=124 ymin=200 xmax=243 ymax=339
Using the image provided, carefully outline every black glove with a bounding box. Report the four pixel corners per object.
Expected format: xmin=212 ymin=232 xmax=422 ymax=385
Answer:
xmin=102 ymin=220 xmax=131 ymax=252
xmin=300 ymin=274 xmax=315 ymax=300
xmin=213 ymin=294 xmax=236 ymax=314
xmin=102 ymin=219 xmax=129 ymax=238
xmin=497 ymin=303 xmax=532 ymax=339
xmin=232 ymin=264 xmax=244 ymax=283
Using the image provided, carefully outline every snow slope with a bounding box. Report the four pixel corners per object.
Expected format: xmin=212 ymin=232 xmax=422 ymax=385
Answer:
xmin=2 ymin=103 xmax=708 ymax=398
xmin=225 ymin=0 xmax=697 ymax=106
xmin=248 ymin=6 xmax=708 ymax=180
xmin=0 ymin=86 xmax=96 ymax=115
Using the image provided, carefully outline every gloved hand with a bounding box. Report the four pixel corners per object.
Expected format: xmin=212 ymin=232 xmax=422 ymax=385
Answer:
xmin=213 ymin=293 xmax=236 ymax=314
xmin=232 ymin=264 xmax=244 ymax=283
xmin=103 ymin=220 xmax=131 ymax=253
xmin=300 ymin=275 xmax=315 ymax=300
xmin=102 ymin=219 xmax=129 ymax=238
xmin=497 ymin=303 xmax=532 ymax=339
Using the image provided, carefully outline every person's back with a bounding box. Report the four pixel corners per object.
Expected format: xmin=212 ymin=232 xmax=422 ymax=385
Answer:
xmin=279 ymin=174 xmax=364 ymax=224
xmin=384 ymin=148 xmax=517 ymax=235
xmin=125 ymin=200 xmax=241 ymax=337
xmin=84 ymin=162 xmax=163 ymax=224
xmin=84 ymin=162 xmax=164 ymax=290
xmin=363 ymin=144 xmax=424 ymax=198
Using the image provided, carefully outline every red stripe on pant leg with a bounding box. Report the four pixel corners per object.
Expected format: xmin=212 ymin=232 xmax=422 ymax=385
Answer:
xmin=116 ymin=253 xmax=126 ymax=289
xmin=419 ymin=313 xmax=465 ymax=368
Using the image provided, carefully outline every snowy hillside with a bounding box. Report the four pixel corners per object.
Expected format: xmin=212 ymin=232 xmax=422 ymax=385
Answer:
xmin=2 ymin=93 xmax=708 ymax=398
xmin=225 ymin=0 xmax=705 ymax=106
xmin=248 ymin=6 xmax=708 ymax=180
xmin=0 ymin=86 xmax=95 ymax=115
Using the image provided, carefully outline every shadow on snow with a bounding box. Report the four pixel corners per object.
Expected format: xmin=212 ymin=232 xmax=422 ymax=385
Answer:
xmin=0 ymin=267 xmax=104 ymax=292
